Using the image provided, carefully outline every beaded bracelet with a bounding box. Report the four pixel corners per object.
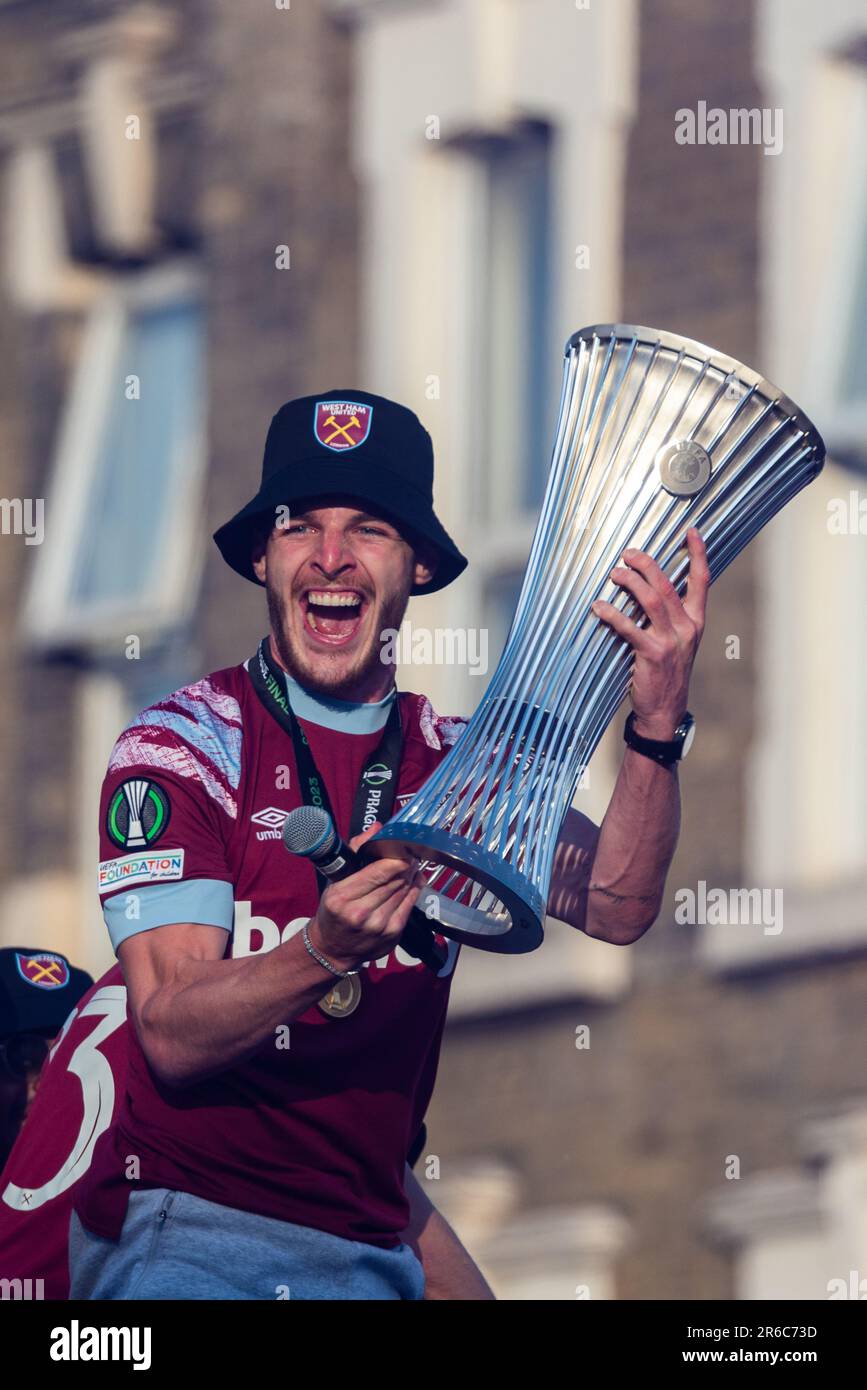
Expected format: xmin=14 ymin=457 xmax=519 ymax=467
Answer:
xmin=302 ymin=921 xmax=358 ymax=980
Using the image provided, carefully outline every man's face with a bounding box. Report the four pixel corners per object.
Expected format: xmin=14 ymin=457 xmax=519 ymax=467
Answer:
xmin=252 ymin=499 xmax=435 ymax=699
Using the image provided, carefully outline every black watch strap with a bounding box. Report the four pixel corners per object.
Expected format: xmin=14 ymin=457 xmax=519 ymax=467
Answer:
xmin=623 ymin=711 xmax=692 ymax=766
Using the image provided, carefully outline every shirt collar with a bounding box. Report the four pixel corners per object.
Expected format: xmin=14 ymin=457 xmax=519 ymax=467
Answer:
xmin=284 ymin=674 xmax=397 ymax=734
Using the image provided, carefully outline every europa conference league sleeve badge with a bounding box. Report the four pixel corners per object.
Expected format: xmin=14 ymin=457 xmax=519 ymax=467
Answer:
xmin=106 ymin=778 xmax=172 ymax=851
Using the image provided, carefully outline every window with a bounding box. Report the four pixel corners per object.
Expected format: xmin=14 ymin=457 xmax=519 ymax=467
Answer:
xmin=802 ymin=60 xmax=867 ymax=471
xmin=468 ymin=121 xmax=557 ymax=523
xmin=22 ymin=262 xmax=206 ymax=652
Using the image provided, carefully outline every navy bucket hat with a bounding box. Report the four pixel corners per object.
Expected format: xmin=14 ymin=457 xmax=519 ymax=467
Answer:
xmin=213 ymin=389 xmax=467 ymax=596
xmin=0 ymin=948 xmax=93 ymax=1039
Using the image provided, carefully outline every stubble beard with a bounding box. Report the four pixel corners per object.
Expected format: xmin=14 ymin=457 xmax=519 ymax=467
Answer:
xmin=266 ymin=575 xmax=411 ymax=698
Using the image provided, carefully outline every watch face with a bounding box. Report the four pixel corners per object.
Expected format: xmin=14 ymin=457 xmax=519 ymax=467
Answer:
xmin=679 ymin=718 xmax=696 ymax=759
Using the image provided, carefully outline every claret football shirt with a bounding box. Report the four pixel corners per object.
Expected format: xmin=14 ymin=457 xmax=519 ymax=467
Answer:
xmin=73 ymin=658 xmax=467 ymax=1250
xmin=0 ymin=963 xmax=127 ymax=1299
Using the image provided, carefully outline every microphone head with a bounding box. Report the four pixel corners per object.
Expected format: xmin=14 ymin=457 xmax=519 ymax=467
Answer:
xmin=281 ymin=805 xmax=337 ymax=858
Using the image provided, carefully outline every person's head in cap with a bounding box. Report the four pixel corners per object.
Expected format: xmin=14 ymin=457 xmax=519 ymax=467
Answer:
xmin=213 ymin=390 xmax=467 ymax=702
xmin=0 ymin=948 xmax=93 ymax=1169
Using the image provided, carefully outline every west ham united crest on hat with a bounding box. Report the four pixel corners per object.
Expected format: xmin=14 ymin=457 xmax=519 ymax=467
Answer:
xmin=16 ymin=951 xmax=70 ymax=990
xmin=313 ymin=399 xmax=373 ymax=452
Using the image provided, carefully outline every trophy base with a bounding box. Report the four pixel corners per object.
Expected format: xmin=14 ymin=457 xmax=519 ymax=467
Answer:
xmin=369 ymin=823 xmax=546 ymax=954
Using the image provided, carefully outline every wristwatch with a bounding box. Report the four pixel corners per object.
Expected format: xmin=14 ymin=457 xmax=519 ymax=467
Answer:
xmin=623 ymin=710 xmax=696 ymax=766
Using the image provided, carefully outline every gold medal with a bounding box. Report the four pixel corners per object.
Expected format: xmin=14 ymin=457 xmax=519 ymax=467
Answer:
xmin=317 ymin=972 xmax=362 ymax=1019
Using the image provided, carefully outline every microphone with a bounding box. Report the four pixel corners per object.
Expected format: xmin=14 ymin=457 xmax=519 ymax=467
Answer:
xmin=282 ymin=806 xmax=447 ymax=973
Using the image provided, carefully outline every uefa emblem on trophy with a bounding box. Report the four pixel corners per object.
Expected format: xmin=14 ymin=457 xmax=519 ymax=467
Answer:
xmin=370 ymin=324 xmax=825 ymax=954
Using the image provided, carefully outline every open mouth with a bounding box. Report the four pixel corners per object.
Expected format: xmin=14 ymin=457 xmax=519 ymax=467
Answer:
xmin=301 ymin=589 xmax=367 ymax=647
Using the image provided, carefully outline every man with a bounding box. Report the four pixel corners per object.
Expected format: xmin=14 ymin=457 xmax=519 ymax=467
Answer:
xmin=0 ymin=961 xmax=123 ymax=1300
xmin=69 ymin=388 xmax=707 ymax=1301
xmin=0 ymin=949 xmax=93 ymax=1173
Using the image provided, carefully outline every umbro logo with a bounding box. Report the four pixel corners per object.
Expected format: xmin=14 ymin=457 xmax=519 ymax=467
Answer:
xmin=251 ymin=807 xmax=290 ymax=841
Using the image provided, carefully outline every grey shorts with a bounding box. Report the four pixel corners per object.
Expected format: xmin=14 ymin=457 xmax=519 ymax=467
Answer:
xmin=68 ymin=1188 xmax=426 ymax=1301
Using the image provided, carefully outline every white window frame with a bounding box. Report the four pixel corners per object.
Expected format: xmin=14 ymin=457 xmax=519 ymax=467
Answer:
xmin=800 ymin=61 xmax=867 ymax=465
xmin=21 ymin=260 xmax=206 ymax=653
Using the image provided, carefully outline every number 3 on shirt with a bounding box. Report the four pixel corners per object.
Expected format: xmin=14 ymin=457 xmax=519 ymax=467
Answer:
xmin=2 ymin=986 xmax=126 ymax=1213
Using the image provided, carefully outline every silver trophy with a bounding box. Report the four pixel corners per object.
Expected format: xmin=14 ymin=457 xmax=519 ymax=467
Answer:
xmin=371 ymin=324 xmax=825 ymax=954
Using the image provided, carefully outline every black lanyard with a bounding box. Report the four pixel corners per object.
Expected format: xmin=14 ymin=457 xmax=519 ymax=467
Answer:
xmin=248 ymin=637 xmax=403 ymax=838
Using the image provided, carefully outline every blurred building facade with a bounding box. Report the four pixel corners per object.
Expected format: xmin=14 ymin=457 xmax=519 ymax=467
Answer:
xmin=0 ymin=0 xmax=865 ymax=1299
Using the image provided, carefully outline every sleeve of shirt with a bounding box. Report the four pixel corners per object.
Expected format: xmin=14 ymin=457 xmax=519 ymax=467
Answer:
xmin=96 ymin=685 xmax=242 ymax=952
